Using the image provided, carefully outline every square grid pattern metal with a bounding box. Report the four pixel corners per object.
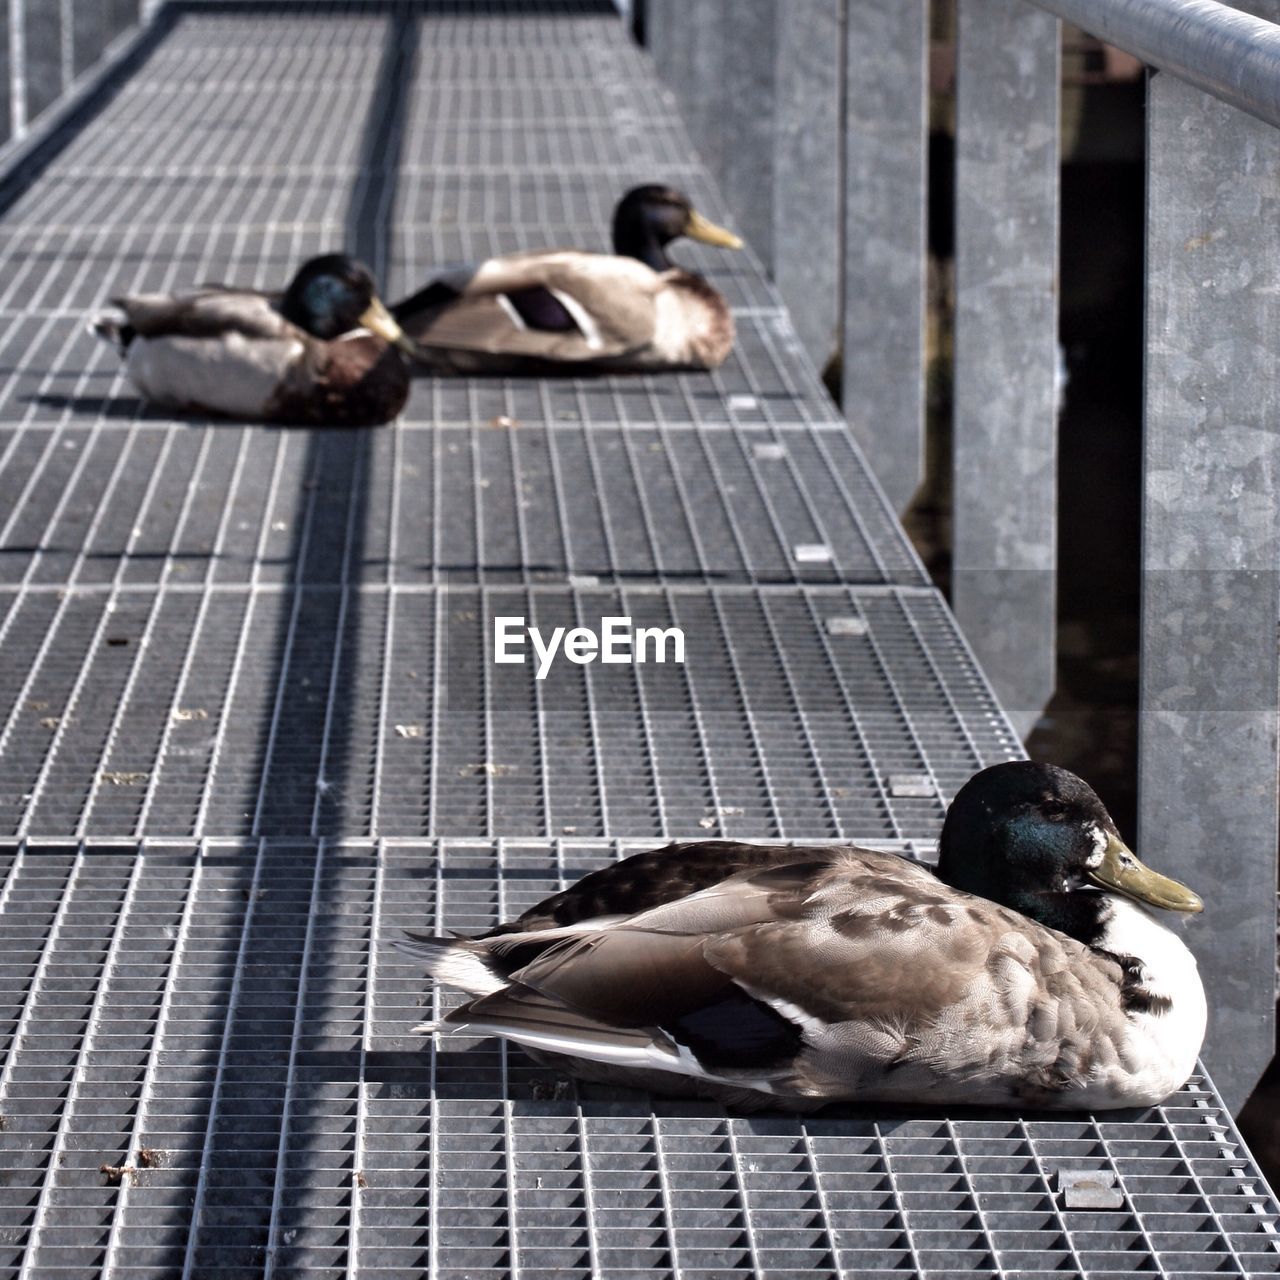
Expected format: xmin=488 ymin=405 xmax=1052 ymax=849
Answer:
xmin=0 ymin=837 xmax=1275 ymax=1280
xmin=0 ymin=3 xmax=1274 ymax=1278
xmin=0 ymin=423 xmax=924 ymax=588
xmin=0 ymin=585 xmax=1011 ymax=841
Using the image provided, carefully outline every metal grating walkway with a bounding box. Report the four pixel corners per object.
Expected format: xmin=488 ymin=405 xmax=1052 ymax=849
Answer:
xmin=1 ymin=838 xmax=1279 ymax=1278
xmin=0 ymin=424 xmax=925 ymax=586
xmin=0 ymin=2 xmax=1275 ymax=1277
xmin=0 ymin=584 xmax=1011 ymax=840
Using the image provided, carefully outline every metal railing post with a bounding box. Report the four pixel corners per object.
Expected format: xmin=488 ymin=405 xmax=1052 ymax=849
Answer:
xmin=1140 ymin=31 xmax=1280 ymax=1112
xmin=6 ymin=0 xmax=22 ymax=140
xmin=772 ymin=0 xmax=843 ymax=371
xmin=719 ymin=0 xmax=777 ymax=270
xmin=70 ymin=0 xmax=105 ymax=77
xmin=0 ymin=0 xmax=147 ymax=147
xmin=952 ymin=0 xmax=1060 ymax=740
xmin=649 ymin=0 xmax=723 ymax=174
xmin=110 ymin=0 xmax=141 ymax=44
xmin=684 ymin=0 xmax=725 ymax=178
xmin=842 ymin=0 xmax=928 ymax=513
xmin=0 ymin=30 xmax=8 ymax=145
xmin=643 ymin=0 xmax=671 ymax=83
xmin=23 ymin=0 xmax=64 ymax=126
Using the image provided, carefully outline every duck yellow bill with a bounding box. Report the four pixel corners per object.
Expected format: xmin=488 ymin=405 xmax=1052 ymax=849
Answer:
xmin=1088 ymin=834 xmax=1203 ymax=913
xmin=686 ymin=209 xmax=743 ymax=250
xmin=359 ymin=298 xmax=420 ymax=357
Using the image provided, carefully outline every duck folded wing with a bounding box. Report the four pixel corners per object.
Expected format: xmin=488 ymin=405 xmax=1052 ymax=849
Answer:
xmin=461 ymin=854 xmax=843 ymax=983
xmin=438 ymin=911 xmax=808 ymax=1084
xmin=395 ymin=251 xmax=660 ymax=361
xmin=487 ymin=839 xmax=841 ymax=935
xmin=112 ymin=288 xmax=294 ymax=341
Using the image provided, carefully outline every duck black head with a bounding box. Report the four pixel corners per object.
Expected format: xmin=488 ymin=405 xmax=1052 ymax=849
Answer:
xmin=280 ymin=254 xmax=418 ymax=353
xmin=612 ymin=184 xmax=743 ymax=271
xmin=936 ymin=761 xmax=1202 ymax=946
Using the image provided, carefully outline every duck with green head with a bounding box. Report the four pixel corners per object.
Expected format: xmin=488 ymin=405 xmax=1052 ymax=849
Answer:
xmin=93 ymin=253 xmax=418 ymax=426
xmin=389 ymin=183 xmax=743 ymax=375
xmin=398 ymin=761 xmax=1206 ymax=1111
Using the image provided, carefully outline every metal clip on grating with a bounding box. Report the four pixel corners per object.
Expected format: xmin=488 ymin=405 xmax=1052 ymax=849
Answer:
xmin=0 ymin=2 xmax=1272 ymax=1277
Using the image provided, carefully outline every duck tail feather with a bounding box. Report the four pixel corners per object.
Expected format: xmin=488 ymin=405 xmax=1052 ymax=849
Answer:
xmin=393 ymin=930 xmax=506 ymax=996
xmin=425 ymin=984 xmax=683 ymax=1072
xmin=90 ymin=309 xmax=134 ymax=353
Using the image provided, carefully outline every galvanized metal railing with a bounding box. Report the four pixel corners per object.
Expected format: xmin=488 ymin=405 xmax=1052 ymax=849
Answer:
xmin=1029 ymin=0 xmax=1280 ymax=126
xmin=3 ymin=0 xmax=142 ymax=145
xmin=644 ymin=0 xmax=1280 ymax=1114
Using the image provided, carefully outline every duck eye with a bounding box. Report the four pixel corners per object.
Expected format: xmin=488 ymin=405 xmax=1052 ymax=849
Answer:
xmin=1042 ymin=803 xmax=1068 ymax=823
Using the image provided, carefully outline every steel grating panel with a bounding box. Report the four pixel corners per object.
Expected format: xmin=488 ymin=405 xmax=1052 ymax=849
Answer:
xmin=0 ymin=423 xmax=925 ymax=588
xmin=0 ymin=837 xmax=1274 ymax=1279
xmin=0 ymin=585 xmax=1013 ymax=841
xmin=0 ymin=0 xmax=1274 ymax=1274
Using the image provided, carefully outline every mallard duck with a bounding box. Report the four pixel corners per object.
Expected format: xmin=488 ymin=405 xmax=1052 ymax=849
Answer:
xmin=390 ymin=184 xmax=743 ymax=374
xmin=92 ymin=253 xmax=418 ymax=426
xmin=399 ymin=762 xmax=1206 ymax=1112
